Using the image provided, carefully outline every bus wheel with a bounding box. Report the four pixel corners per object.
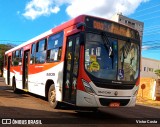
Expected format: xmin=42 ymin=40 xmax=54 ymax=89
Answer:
xmin=12 ymin=78 xmax=19 ymax=93
xmin=48 ymin=84 xmax=60 ymax=109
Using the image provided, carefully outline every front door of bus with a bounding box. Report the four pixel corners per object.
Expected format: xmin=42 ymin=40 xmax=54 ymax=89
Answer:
xmin=63 ymin=35 xmax=80 ymax=104
xmin=23 ymin=50 xmax=30 ymax=90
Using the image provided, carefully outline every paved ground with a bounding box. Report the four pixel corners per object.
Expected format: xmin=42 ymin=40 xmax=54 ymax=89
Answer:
xmin=136 ymin=96 xmax=160 ymax=108
xmin=0 ymin=77 xmax=160 ymax=127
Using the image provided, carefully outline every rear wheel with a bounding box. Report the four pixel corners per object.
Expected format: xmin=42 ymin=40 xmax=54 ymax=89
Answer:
xmin=12 ymin=78 xmax=20 ymax=93
xmin=48 ymin=84 xmax=60 ymax=109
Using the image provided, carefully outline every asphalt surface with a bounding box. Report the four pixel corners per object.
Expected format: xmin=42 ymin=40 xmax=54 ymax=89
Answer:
xmin=0 ymin=77 xmax=160 ymax=127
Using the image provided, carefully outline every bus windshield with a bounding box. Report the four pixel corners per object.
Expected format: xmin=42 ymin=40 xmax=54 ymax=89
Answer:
xmin=85 ymin=33 xmax=139 ymax=81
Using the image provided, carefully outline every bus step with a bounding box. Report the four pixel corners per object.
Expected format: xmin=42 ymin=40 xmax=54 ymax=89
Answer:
xmin=23 ymin=89 xmax=29 ymax=92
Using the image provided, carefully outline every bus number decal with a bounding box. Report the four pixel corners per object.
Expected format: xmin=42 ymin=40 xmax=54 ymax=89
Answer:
xmin=46 ymin=73 xmax=55 ymax=76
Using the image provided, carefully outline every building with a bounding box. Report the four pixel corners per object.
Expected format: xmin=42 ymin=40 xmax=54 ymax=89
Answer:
xmin=139 ymin=57 xmax=160 ymax=100
xmin=111 ymin=13 xmax=160 ymax=100
xmin=141 ymin=57 xmax=160 ymax=79
xmin=111 ymin=13 xmax=144 ymax=44
xmin=111 ymin=13 xmax=159 ymax=78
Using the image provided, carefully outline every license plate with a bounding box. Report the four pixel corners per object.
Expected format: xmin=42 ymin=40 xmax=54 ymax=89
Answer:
xmin=109 ymin=102 xmax=120 ymax=107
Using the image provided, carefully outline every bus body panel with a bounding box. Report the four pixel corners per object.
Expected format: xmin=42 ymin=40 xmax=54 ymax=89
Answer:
xmin=89 ymin=81 xmax=139 ymax=97
xmin=76 ymin=90 xmax=98 ymax=107
xmin=3 ymin=68 xmax=7 ymax=84
xmin=7 ymin=62 xmax=64 ymax=101
xmin=27 ymin=62 xmax=64 ymax=100
xmin=76 ymin=90 xmax=137 ymax=107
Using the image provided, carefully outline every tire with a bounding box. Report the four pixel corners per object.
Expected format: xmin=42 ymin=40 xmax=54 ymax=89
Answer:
xmin=12 ymin=78 xmax=19 ymax=93
xmin=48 ymin=84 xmax=60 ymax=109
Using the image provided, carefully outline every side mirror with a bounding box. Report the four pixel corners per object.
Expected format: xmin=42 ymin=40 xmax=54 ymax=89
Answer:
xmin=76 ymin=22 xmax=86 ymax=29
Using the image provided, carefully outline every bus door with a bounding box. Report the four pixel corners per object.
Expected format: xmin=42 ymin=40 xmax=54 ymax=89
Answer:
xmin=7 ymin=56 xmax=11 ymax=85
xmin=22 ymin=50 xmax=30 ymax=90
xmin=63 ymin=34 xmax=80 ymax=104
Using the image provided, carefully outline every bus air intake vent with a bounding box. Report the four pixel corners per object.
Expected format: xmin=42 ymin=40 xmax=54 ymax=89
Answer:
xmin=99 ymin=98 xmax=130 ymax=106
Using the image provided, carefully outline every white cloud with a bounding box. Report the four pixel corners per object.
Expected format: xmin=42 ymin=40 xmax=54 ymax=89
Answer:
xmin=142 ymin=46 xmax=152 ymax=50
xmin=22 ymin=0 xmax=60 ymax=20
xmin=22 ymin=0 xmax=149 ymax=20
xmin=65 ymin=0 xmax=150 ymax=18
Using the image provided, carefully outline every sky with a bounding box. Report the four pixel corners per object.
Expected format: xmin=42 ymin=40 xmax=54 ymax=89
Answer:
xmin=0 ymin=0 xmax=160 ymax=60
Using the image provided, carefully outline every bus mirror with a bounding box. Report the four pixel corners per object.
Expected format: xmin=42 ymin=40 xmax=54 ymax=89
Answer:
xmin=76 ymin=22 xmax=86 ymax=29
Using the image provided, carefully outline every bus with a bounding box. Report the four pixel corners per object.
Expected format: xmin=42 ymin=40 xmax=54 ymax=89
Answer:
xmin=3 ymin=15 xmax=140 ymax=109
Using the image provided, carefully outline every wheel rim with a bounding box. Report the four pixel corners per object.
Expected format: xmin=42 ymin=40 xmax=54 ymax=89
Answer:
xmin=50 ymin=89 xmax=56 ymax=104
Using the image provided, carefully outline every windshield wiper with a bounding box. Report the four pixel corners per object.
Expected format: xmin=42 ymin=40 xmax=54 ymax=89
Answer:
xmin=101 ymin=32 xmax=113 ymax=58
xmin=101 ymin=32 xmax=114 ymax=69
xmin=120 ymin=40 xmax=131 ymax=69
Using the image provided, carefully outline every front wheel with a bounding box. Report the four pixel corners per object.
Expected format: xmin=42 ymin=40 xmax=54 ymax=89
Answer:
xmin=48 ymin=84 xmax=60 ymax=109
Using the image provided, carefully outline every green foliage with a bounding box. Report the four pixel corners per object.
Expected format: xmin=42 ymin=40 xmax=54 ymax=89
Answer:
xmin=154 ymin=69 xmax=160 ymax=77
xmin=0 ymin=44 xmax=13 ymax=76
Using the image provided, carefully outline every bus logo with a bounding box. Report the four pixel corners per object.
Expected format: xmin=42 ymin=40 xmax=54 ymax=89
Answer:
xmin=2 ymin=119 xmax=11 ymax=124
xmin=114 ymin=91 xmax=118 ymax=96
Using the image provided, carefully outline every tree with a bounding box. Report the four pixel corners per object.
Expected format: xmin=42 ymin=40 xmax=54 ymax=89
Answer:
xmin=154 ymin=69 xmax=160 ymax=78
xmin=0 ymin=44 xmax=13 ymax=76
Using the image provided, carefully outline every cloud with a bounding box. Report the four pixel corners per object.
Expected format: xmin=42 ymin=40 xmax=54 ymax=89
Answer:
xmin=142 ymin=46 xmax=151 ymax=50
xmin=22 ymin=0 xmax=149 ymax=20
xmin=65 ymin=0 xmax=149 ymax=18
xmin=142 ymin=42 xmax=160 ymax=51
xmin=22 ymin=0 xmax=60 ymax=20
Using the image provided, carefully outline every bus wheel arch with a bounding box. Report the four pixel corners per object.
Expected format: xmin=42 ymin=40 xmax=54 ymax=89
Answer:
xmin=45 ymin=80 xmax=60 ymax=109
xmin=45 ymin=80 xmax=54 ymax=99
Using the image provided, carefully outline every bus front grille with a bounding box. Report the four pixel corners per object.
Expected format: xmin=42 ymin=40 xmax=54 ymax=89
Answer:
xmin=99 ymin=98 xmax=130 ymax=106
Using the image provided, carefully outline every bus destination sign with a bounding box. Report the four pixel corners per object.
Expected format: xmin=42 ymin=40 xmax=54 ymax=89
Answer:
xmin=85 ymin=16 xmax=139 ymax=40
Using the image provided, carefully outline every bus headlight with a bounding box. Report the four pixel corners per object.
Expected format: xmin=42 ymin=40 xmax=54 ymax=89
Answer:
xmin=82 ymin=79 xmax=95 ymax=95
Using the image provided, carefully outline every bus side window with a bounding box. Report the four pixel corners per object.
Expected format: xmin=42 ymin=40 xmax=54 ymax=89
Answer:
xmin=35 ymin=39 xmax=47 ymax=64
xmin=11 ymin=49 xmax=23 ymax=66
xmin=12 ymin=51 xmax=15 ymax=66
xmin=46 ymin=31 xmax=63 ymax=62
xmin=12 ymin=50 xmax=19 ymax=66
xmin=19 ymin=48 xmax=23 ymax=65
xmin=30 ymin=43 xmax=36 ymax=64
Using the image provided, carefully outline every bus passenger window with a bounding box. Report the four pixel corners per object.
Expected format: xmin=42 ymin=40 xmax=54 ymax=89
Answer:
xmin=30 ymin=43 xmax=36 ymax=64
xmin=12 ymin=50 xmax=20 ymax=66
xmin=46 ymin=31 xmax=63 ymax=62
xmin=35 ymin=39 xmax=47 ymax=64
xmin=19 ymin=48 xmax=23 ymax=65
